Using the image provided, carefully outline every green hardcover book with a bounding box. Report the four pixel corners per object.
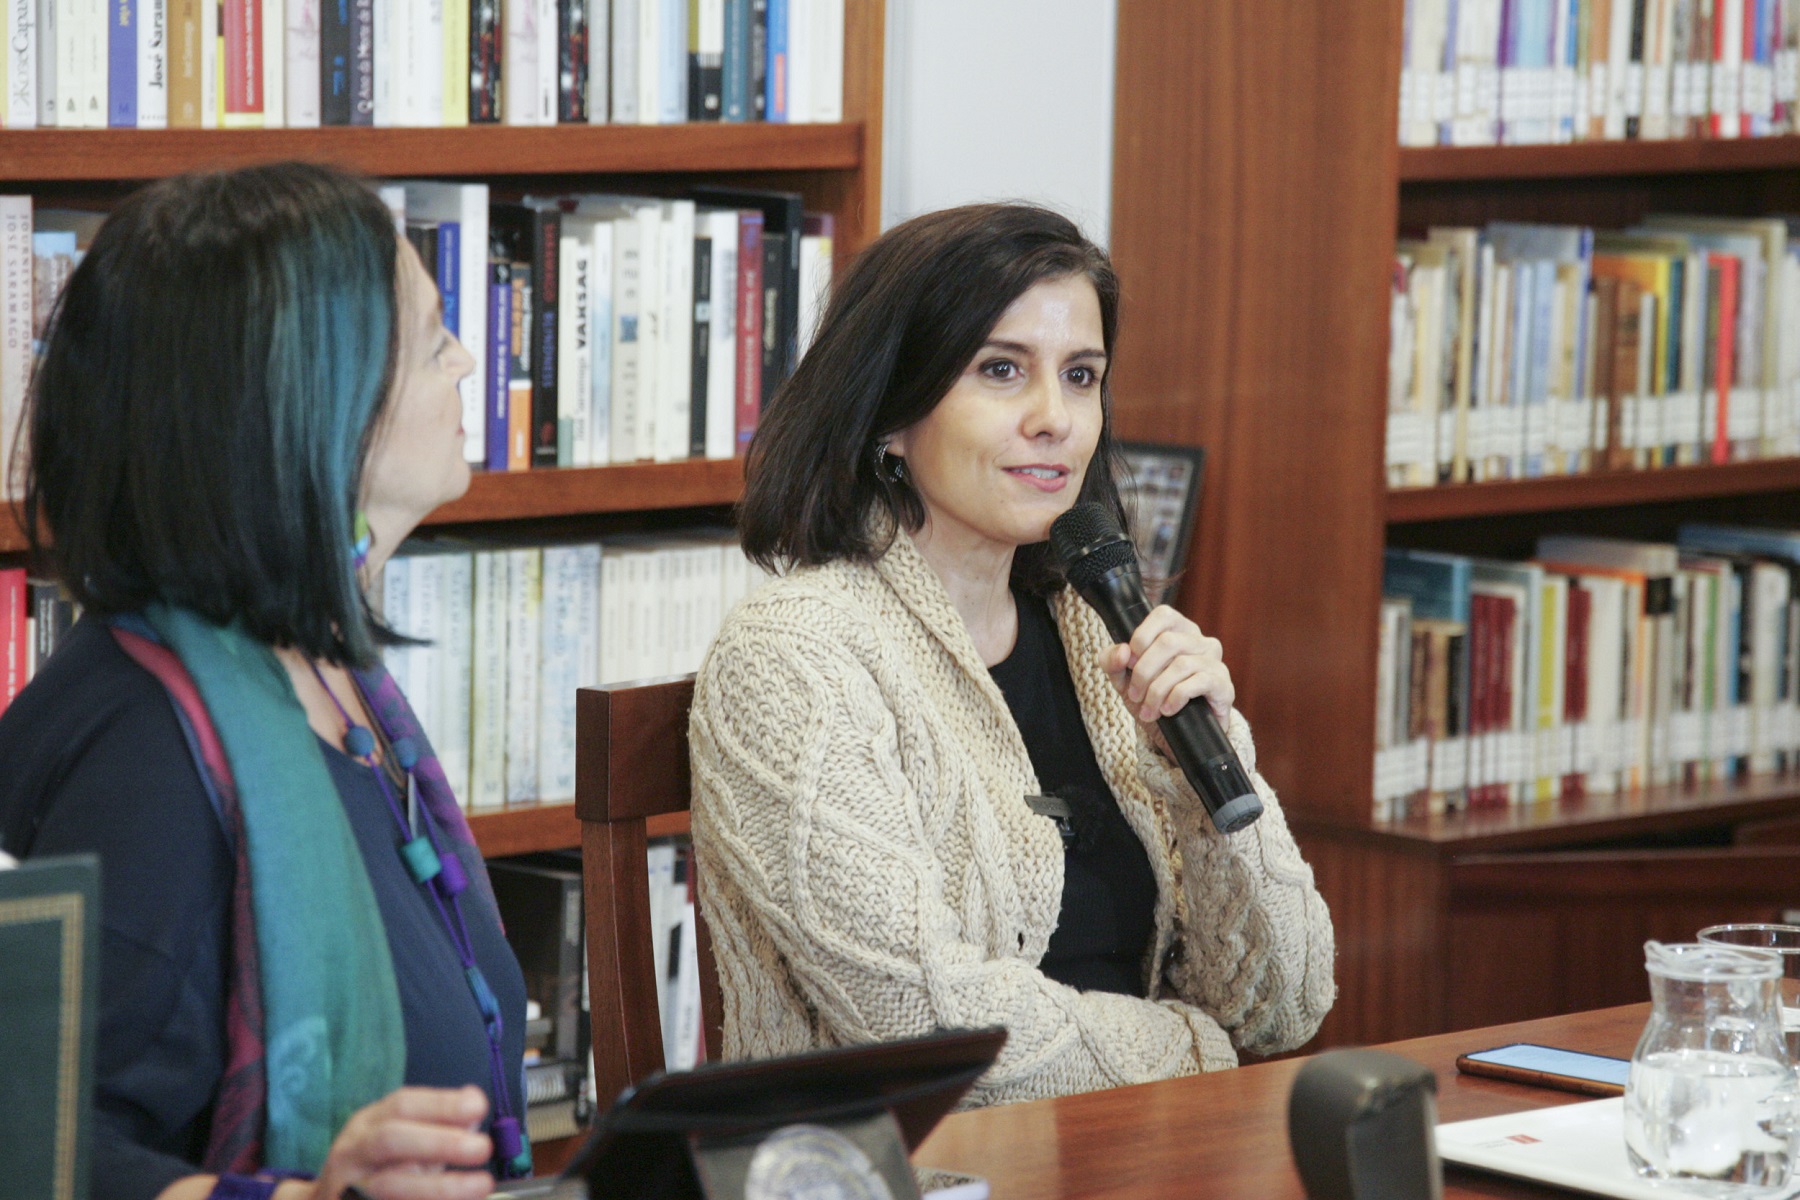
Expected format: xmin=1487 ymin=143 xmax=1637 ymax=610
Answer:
xmin=0 ymin=854 xmax=100 ymax=1200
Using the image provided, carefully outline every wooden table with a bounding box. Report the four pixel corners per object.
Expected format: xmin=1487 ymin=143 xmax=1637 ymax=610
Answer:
xmin=913 ymin=1004 xmax=1652 ymax=1199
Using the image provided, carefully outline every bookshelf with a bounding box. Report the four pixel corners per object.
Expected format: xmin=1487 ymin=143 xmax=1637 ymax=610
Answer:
xmin=1109 ymin=0 xmax=1800 ymax=1049
xmin=1 ymin=7 xmax=886 ymax=867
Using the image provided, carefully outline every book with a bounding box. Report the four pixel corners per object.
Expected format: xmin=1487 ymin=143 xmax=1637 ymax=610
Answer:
xmin=0 ymin=855 xmax=100 ymax=1200
xmin=489 ymin=858 xmax=584 ymax=1062
xmin=492 ymin=202 xmax=562 ymax=467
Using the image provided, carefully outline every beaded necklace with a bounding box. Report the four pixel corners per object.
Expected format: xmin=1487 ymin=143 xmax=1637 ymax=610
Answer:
xmin=308 ymin=661 xmax=530 ymax=1178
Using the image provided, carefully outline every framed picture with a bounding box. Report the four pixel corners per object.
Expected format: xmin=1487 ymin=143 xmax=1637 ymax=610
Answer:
xmin=1116 ymin=443 xmax=1206 ymax=604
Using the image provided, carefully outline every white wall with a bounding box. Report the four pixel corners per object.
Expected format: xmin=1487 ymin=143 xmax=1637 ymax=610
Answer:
xmin=881 ymin=1 xmax=1117 ymax=245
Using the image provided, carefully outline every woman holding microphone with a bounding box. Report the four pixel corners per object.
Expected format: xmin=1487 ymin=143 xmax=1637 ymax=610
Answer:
xmin=689 ymin=203 xmax=1335 ymax=1103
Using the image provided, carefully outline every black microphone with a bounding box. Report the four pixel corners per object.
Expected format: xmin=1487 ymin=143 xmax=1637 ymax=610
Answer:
xmin=1050 ymin=502 xmax=1263 ymax=834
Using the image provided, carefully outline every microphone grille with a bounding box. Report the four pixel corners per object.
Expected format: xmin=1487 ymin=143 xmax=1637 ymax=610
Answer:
xmin=1050 ymin=502 xmax=1125 ymax=564
xmin=1051 ymin=503 xmax=1138 ymax=590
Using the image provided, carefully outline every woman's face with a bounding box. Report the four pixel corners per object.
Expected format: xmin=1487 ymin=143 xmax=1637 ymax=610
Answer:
xmin=888 ymin=273 xmax=1107 ymax=560
xmin=362 ymin=239 xmax=476 ymax=537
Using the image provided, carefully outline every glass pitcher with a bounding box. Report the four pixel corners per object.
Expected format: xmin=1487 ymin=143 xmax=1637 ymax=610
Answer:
xmin=1624 ymin=941 xmax=1798 ymax=1195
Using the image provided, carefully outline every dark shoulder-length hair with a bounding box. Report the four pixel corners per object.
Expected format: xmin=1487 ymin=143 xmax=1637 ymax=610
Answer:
xmin=20 ymin=161 xmax=402 ymax=665
xmin=738 ymin=202 xmax=1128 ymax=594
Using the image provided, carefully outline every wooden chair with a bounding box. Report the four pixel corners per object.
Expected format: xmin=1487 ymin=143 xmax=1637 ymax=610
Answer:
xmin=576 ymin=677 xmax=725 ymax=1108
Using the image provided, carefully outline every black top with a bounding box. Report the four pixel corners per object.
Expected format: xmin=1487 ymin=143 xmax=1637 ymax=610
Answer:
xmin=988 ymin=591 xmax=1159 ymax=997
xmin=0 ymin=619 xmax=528 ymax=1200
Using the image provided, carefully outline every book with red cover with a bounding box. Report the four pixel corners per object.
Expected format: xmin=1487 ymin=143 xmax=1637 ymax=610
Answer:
xmin=1563 ymin=581 xmax=1592 ymax=799
xmin=1705 ymin=251 xmax=1739 ymax=464
xmin=223 ymin=0 xmax=264 ymax=124
xmin=1 ymin=567 xmax=26 ymax=712
xmin=734 ymin=209 xmax=765 ymax=457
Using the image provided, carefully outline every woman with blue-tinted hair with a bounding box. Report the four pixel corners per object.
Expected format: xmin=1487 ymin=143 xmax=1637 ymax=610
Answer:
xmin=0 ymin=163 xmax=525 ymax=1200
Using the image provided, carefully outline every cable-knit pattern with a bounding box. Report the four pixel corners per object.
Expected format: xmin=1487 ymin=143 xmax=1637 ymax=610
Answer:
xmin=688 ymin=531 xmax=1335 ymax=1105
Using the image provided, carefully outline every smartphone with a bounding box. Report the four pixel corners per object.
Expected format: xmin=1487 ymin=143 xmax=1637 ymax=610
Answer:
xmin=1454 ymin=1043 xmax=1630 ymax=1097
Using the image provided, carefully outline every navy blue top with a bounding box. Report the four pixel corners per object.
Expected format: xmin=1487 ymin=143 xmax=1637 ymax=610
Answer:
xmin=988 ymin=590 xmax=1159 ymax=998
xmin=0 ymin=618 xmax=527 ymax=1200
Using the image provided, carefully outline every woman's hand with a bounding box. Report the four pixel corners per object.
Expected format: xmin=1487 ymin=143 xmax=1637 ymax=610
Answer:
xmin=307 ymin=1086 xmax=496 ymax=1200
xmin=1099 ymin=606 xmax=1234 ymax=752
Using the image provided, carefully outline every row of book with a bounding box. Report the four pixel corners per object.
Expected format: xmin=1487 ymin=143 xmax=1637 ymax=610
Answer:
xmin=0 ymin=0 xmax=845 ymax=129
xmin=487 ymin=839 xmax=704 ymax=1143
xmin=0 ymin=571 xmax=76 ymax=713
xmin=379 ymin=531 xmax=767 ymax=812
xmin=1386 ymin=215 xmax=1800 ymax=487
xmin=1400 ymin=0 xmax=1800 ymax=147
xmin=0 ymin=183 xmax=832 ymax=500
xmin=1375 ymin=524 xmax=1800 ymax=820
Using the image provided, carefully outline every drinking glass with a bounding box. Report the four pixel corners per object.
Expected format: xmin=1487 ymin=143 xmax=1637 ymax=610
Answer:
xmin=1700 ymin=925 xmax=1800 ymax=1062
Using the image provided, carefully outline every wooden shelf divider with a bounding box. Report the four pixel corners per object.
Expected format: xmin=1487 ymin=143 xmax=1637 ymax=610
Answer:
xmin=0 ymin=122 xmax=862 ymax=182
xmin=0 ymin=458 xmax=746 ymax=553
xmin=424 ymin=457 xmax=745 ymax=526
xmin=1387 ymin=457 xmax=1800 ymax=523
xmin=1400 ymin=135 xmax=1800 ymax=182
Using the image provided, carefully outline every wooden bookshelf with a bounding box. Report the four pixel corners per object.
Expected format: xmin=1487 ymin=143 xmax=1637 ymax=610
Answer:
xmin=1386 ymin=457 xmax=1800 ymax=522
xmin=469 ymin=803 xmax=688 ymax=859
xmin=1400 ymin=135 xmax=1800 ymax=182
xmin=0 ymin=123 xmax=863 ymax=183
xmin=1111 ymin=0 xmax=1800 ymax=1048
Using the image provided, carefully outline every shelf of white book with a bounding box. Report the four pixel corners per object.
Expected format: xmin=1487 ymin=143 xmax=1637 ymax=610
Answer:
xmin=0 ymin=122 xmax=862 ymax=183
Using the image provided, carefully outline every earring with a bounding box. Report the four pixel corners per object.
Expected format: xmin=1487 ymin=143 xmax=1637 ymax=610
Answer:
xmin=874 ymin=442 xmax=906 ymax=482
xmin=351 ymin=510 xmax=373 ymax=570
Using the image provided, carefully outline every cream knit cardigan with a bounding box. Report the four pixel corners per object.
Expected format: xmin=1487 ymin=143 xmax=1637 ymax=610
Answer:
xmin=688 ymin=530 xmax=1335 ymax=1105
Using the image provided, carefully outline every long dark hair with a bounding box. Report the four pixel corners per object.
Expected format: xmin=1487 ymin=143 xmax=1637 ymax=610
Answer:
xmin=22 ymin=161 xmax=403 ymax=665
xmin=738 ymin=202 xmax=1128 ymax=593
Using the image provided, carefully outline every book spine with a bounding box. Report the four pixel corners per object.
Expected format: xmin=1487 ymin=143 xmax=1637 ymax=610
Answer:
xmin=735 ymin=209 xmax=762 ymax=455
xmin=720 ymin=0 xmax=744 ymax=119
xmin=503 ymin=547 xmax=542 ymax=804
xmin=689 ymin=0 xmax=720 ymax=118
xmin=530 ymin=210 xmax=561 ymax=467
xmin=284 ymin=0 xmax=319 ymax=123
xmin=588 ymin=222 xmax=612 ymax=462
xmin=762 ymin=0 xmax=781 ymax=119
xmin=585 ymin=0 xmax=605 ymax=119
xmin=608 ymin=0 xmax=634 ymax=119
xmin=56 ymin=0 xmax=79 ymax=124
xmin=221 ymin=0 xmax=259 ymax=124
xmin=435 ymin=219 xmax=460 ymax=342
xmin=0 ymin=567 xmax=24 ymax=711
xmin=0 ymin=197 xmax=30 ymax=502
xmin=634 ymin=0 xmax=655 ymax=121
xmin=7 ymin=0 xmax=36 ymax=126
xmin=535 ymin=0 xmax=555 ymax=120
xmin=747 ymin=0 xmax=762 ymax=116
xmin=261 ymin=0 xmax=280 ymax=124
xmin=349 ymin=0 xmax=370 ymax=122
xmin=656 ymin=0 xmax=682 ymax=120
xmin=438 ymin=552 xmax=473 ymax=803
xmin=508 ymin=261 xmax=532 ymax=469
xmin=320 ymin=0 xmax=347 ymax=120
xmin=468 ymin=551 xmax=506 ymax=811
xmin=608 ymin=217 xmax=640 ymax=462
xmin=486 ymin=258 xmax=511 ymax=471
xmin=502 ymin=0 xmax=534 ymax=122
xmin=536 ymin=549 xmax=581 ymax=800
xmin=689 ymin=232 xmax=710 ymax=457
xmin=110 ymin=0 xmax=137 ymax=123
xmin=412 ymin=0 xmax=442 ymax=125
xmin=704 ymin=211 xmax=735 ymax=458
xmin=136 ymin=0 xmax=165 ymax=125
xmin=468 ymin=0 xmax=497 ymax=119
xmin=558 ymin=0 xmax=587 ymax=118
xmin=35 ymin=0 xmax=53 ymax=125
xmin=81 ymin=0 xmax=105 ymax=124
xmin=556 ymin=231 xmax=587 ymax=465
xmin=442 ymin=0 xmax=466 ymax=122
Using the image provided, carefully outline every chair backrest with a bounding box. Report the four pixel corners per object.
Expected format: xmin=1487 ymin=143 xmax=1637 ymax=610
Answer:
xmin=576 ymin=677 xmax=724 ymax=1108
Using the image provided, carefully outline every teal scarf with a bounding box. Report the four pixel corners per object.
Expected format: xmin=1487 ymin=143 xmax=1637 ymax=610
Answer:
xmin=142 ymin=605 xmax=405 ymax=1170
